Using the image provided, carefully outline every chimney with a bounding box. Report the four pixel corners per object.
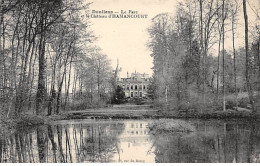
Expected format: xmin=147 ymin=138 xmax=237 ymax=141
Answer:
xmin=127 ymin=71 xmax=129 ymax=78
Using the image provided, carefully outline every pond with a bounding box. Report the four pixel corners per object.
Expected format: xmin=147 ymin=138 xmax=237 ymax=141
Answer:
xmin=0 ymin=118 xmax=260 ymax=163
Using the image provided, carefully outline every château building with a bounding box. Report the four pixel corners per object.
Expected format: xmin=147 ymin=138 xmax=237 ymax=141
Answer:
xmin=118 ymin=72 xmax=150 ymax=98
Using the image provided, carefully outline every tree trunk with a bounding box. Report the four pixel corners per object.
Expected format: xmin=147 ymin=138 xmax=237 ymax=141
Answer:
xmin=56 ymin=63 xmax=66 ymax=114
xmin=36 ymin=9 xmax=47 ymax=115
xmin=0 ymin=0 xmax=4 ymax=102
xmin=257 ymin=34 xmax=260 ymax=94
xmin=217 ymin=32 xmax=221 ymax=100
xmin=72 ymin=70 xmax=78 ymax=108
xmin=64 ymin=55 xmax=73 ymax=111
xmin=199 ymin=0 xmax=205 ymax=106
xmin=222 ymin=0 xmax=226 ymax=111
xmin=243 ymin=0 xmax=256 ymax=114
xmin=48 ymin=60 xmax=57 ymax=116
xmin=232 ymin=14 xmax=238 ymax=110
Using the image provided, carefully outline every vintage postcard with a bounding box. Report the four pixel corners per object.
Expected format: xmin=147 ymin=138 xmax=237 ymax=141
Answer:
xmin=0 ymin=0 xmax=260 ymax=164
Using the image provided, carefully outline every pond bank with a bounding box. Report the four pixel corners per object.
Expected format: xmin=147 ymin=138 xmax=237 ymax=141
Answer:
xmin=61 ymin=109 xmax=259 ymax=120
xmin=43 ymin=106 xmax=260 ymax=123
xmin=1 ymin=105 xmax=260 ymax=129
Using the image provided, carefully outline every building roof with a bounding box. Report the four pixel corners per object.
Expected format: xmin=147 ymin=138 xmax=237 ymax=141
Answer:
xmin=119 ymin=72 xmax=150 ymax=83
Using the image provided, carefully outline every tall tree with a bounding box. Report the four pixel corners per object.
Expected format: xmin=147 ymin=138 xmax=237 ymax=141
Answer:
xmin=230 ymin=0 xmax=239 ymax=110
xmin=243 ymin=0 xmax=256 ymax=113
xmin=222 ymin=0 xmax=226 ymax=111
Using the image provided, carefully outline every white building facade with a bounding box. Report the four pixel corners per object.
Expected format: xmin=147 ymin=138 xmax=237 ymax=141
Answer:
xmin=118 ymin=72 xmax=150 ymax=98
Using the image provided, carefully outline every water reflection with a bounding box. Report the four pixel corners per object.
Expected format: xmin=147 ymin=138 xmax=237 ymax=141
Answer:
xmin=0 ymin=119 xmax=260 ymax=163
xmin=150 ymin=120 xmax=260 ymax=163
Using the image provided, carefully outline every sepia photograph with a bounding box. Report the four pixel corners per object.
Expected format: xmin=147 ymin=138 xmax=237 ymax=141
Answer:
xmin=0 ymin=0 xmax=260 ymax=164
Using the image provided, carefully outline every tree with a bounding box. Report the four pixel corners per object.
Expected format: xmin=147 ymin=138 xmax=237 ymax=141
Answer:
xmin=230 ymin=0 xmax=239 ymax=110
xmin=0 ymin=0 xmax=111 ymax=118
xmin=222 ymin=0 xmax=226 ymax=111
xmin=36 ymin=0 xmax=64 ymax=115
xmin=243 ymin=0 xmax=256 ymax=113
xmin=112 ymin=85 xmax=125 ymax=104
xmin=147 ymin=76 xmax=156 ymax=100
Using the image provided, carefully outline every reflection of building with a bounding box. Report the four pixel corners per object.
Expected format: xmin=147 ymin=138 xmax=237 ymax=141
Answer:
xmin=122 ymin=121 xmax=150 ymax=138
xmin=115 ymin=120 xmax=155 ymax=163
xmin=117 ymin=72 xmax=150 ymax=98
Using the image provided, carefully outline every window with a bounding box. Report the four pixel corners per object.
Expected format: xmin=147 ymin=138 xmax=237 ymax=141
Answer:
xmin=131 ymin=92 xmax=133 ymax=97
xmin=135 ymin=85 xmax=138 ymax=90
xmin=139 ymin=85 xmax=142 ymax=90
xmin=123 ymin=85 xmax=125 ymax=90
xmin=127 ymin=85 xmax=129 ymax=90
xmin=131 ymin=85 xmax=133 ymax=90
xmin=143 ymin=85 xmax=146 ymax=89
xmin=140 ymin=92 xmax=142 ymax=97
xmin=135 ymin=92 xmax=138 ymax=96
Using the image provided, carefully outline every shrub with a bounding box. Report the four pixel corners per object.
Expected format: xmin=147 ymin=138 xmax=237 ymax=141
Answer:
xmin=111 ymin=85 xmax=125 ymax=104
xmin=148 ymin=119 xmax=195 ymax=134
xmin=238 ymin=97 xmax=250 ymax=108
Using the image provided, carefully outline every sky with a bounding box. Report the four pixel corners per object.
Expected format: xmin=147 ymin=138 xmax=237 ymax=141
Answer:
xmin=85 ymin=0 xmax=178 ymax=77
xmin=84 ymin=0 xmax=260 ymax=78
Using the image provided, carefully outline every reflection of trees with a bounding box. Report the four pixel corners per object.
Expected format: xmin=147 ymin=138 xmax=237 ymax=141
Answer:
xmin=0 ymin=121 xmax=125 ymax=163
xmin=2 ymin=120 xmax=260 ymax=163
xmin=0 ymin=127 xmax=38 ymax=163
xmin=37 ymin=126 xmax=47 ymax=163
xmin=56 ymin=125 xmax=64 ymax=162
xmin=65 ymin=125 xmax=72 ymax=162
xmin=0 ymin=125 xmax=58 ymax=163
xmin=247 ymin=121 xmax=260 ymax=163
xmin=78 ymin=122 xmax=125 ymax=162
xmin=47 ymin=125 xmax=57 ymax=162
xmin=150 ymin=120 xmax=260 ymax=163
xmin=150 ymin=133 xmax=214 ymax=163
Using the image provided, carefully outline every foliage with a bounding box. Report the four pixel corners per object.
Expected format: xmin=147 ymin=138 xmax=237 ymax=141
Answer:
xmin=147 ymin=0 xmax=260 ymax=113
xmin=149 ymin=120 xmax=196 ymax=134
xmin=111 ymin=85 xmax=125 ymax=104
xmin=0 ymin=0 xmax=114 ymax=117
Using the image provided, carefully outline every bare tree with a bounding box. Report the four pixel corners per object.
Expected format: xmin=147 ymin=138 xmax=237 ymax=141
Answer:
xmin=230 ymin=0 xmax=239 ymax=110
